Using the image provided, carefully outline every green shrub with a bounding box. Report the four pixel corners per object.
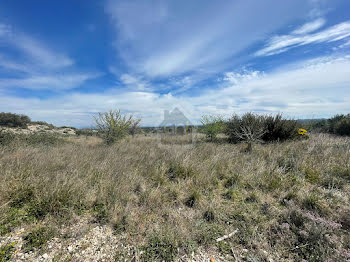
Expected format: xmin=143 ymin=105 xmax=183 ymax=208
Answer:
xmin=302 ymin=119 xmax=327 ymax=133
xmin=226 ymin=113 xmax=300 ymax=148
xmin=327 ymin=114 xmax=346 ymax=134
xmin=0 ymin=112 xmax=31 ymax=128
xmin=262 ymin=114 xmax=299 ymax=142
xmin=24 ymin=133 xmax=64 ymax=146
xmin=141 ymin=231 xmax=180 ymax=261
xmin=0 ymin=130 xmax=16 ymax=146
xmin=0 ymin=242 xmax=16 ymax=261
xmin=334 ymin=117 xmax=350 ymax=136
xmin=0 ymin=206 xmax=37 ymax=236
xmin=76 ymin=128 xmax=96 ymax=136
xmin=23 ymin=226 xmax=55 ymax=252
xmin=200 ymin=115 xmax=224 ymax=142
xmin=297 ymin=114 xmax=350 ymax=136
xmin=94 ymin=110 xmax=141 ymax=144
xmin=0 ymin=132 xmax=64 ymax=147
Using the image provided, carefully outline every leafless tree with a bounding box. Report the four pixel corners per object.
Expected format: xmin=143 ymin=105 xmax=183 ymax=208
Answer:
xmin=226 ymin=113 xmax=266 ymax=152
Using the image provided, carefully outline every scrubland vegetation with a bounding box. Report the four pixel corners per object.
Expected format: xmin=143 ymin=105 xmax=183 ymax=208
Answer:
xmin=0 ymin=112 xmax=350 ymax=261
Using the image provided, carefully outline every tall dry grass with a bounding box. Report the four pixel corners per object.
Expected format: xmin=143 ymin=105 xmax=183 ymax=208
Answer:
xmin=0 ymin=133 xmax=349 ymax=261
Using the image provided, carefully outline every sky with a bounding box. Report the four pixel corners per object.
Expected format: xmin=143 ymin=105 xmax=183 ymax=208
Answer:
xmin=1 ymin=0 xmax=350 ymax=127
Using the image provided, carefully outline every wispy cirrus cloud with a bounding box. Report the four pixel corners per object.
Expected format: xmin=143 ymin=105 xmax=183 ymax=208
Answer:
xmin=0 ymin=24 xmax=73 ymax=69
xmin=1 ymin=0 xmax=350 ymax=127
xmin=256 ymin=20 xmax=350 ymax=56
xmin=0 ymin=73 xmax=101 ymax=91
xmin=0 ymin=22 xmax=100 ymax=91
xmin=106 ymin=0 xmax=314 ymax=78
xmin=119 ymin=74 xmax=149 ymax=91
xmin=223 ymin=70 xmax=262 ymax=85
xmin=1 ymin=54 xmax=349 ymax=127
xmin=292 ymin=18 xmax=326 ymax=34
xmin=12 ymin=35 xmax=74 ymax=69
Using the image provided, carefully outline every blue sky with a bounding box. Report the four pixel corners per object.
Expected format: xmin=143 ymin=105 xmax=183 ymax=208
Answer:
xmin=1 ymin=0 xmax=350 ymax=127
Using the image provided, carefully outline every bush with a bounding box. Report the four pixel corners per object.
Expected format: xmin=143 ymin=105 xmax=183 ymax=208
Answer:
xmin=141 ymin=231 xmax=180 ymax=261
xmin=0 ymin=130 xmax=16 ymax=146
xmin=262 ymin=114 xmax=299 ymax=142
xmin=301 ymin=119 xmax=327 ymax=133
xmin=226 ymin=113 xmax=299 ymax=146
xmin=22 ymin=226 xmax=55 ymax=252
xmin=0 ymin=112 xmax=31 ymax=128
xmin=200 ymin=115 xmax=224 ymax=141
xmin=334 ymin=117 xmax=350 ymax=136
xmin=225 ymin=113 xmax=266 ymax=151
xmin=302 ymin=114 xmax=350 ymax=136
xmin=0 ymin=131 xmax=64 ymax=147
xmin=94 ymin=110 xmax=141 ymax=144
xmin=327 ymin=114 xmax=346 ymax=134
xmin=24 ymin=133 xmax=64 ymax=146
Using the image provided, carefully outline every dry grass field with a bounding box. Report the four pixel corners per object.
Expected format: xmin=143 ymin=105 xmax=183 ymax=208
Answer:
xmin=0 ymin=133 xmax=350 ymax=261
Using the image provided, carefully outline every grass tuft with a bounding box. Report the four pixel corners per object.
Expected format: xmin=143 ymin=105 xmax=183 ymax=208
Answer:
xmin=0 ymin=242 xmax=16 ymax=262
xmin=22 ymin=226 xmax=55 ymax=252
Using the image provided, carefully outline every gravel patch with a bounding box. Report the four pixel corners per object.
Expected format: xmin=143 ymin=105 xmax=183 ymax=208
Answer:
xmin=0 ymin=217 xmax=227 ymax=262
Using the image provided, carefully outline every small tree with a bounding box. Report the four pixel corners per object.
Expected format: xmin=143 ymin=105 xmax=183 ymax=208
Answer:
xmin=94 ymin=110 xmax=141 ymax=144
xmin=226 ymin=113 xmax=266 ymax=152
xmin=200 ymin=115 xmax=224 ymax=142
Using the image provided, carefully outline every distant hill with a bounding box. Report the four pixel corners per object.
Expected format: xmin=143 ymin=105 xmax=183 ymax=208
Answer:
xmin=297 ymin=118 xmax=326 ymax=123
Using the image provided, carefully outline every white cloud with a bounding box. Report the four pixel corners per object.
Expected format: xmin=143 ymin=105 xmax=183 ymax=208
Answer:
xmin=120 ymin=74 xmax=148 ymax=91
xmin=336 ymin=39 xmax=350 ymax=49
xmin=0 ymin=73 xmax=100 ymax=91
xmin=106 ymin=0 xmax=314 ymax=78
xmin=13 ymin=35 xmax=74 ymax=68
xmin=0 ymin=23 xmax=100 ymax=91
xmin=223 ymin=70 xmax=262 ymax=85
xmin=256 ymin=20 xmax=350 ymax=56
xmin=1 ymin=55 xmax=349 ymax=127
xmin=0 ymin=24 xmax=73 ymax=68
xmin=0 ymin=55 xmax=34 ymax=73
xmin=292 ymin=18 xmax=326 ymax=34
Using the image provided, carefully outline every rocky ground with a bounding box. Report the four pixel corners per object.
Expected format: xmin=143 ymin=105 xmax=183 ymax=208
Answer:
xmin=0 ymin=216 xmax=229 ymax=262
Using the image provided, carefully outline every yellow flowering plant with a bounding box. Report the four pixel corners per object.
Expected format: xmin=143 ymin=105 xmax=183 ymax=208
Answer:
xmin=298 ymin=128 xmax=308 ymax=136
